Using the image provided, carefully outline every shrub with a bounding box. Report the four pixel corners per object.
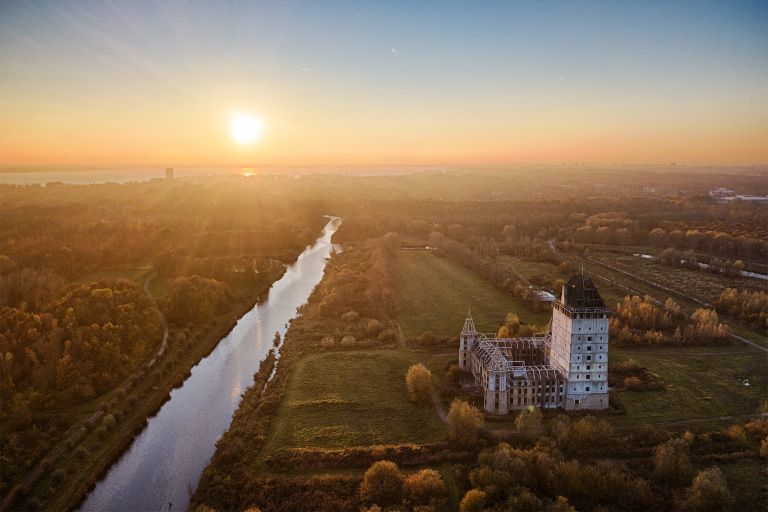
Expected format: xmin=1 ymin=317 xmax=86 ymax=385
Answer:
xmin=405 ymin=363 xmax=433 ymax=404
xmin=683 ymin=467 xmax=734 ymax=511
xmin=403 ymin=468 xmax=447 ymax=508
xmin=377 ymin=329 xmax=397 ymax=343
xmin=760 ymin=436 xmax=768 ymax=459
xmin=359 ymin=460 xmax=404 ymax=506
xmin=460 ymin=489 xmax=486 ymax=512
xmin=51 ymin=468 xmax=66 ymax=484
xmin=514 ymin=406 xmax=543 ymax=434
xmin=623 ymin=376 xmax=643 ymax=391
xmin=653 ymin=438 xmax=692 ymax=486
xmin=320 ymin=336 xmax=335 ymax=348
xmin=340 ymin=335 xmax=357 ymax=347
xmin=102 ymin=413 xmax=116 ymax=429
xmin=447 ymin=399 xmax=484 ymax=447
xmin=74 ymin=446 xmax=89 ymax=461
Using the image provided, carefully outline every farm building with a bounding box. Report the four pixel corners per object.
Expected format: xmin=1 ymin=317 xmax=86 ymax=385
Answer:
xmin=459 ymin=274 xmax=611 ymax=414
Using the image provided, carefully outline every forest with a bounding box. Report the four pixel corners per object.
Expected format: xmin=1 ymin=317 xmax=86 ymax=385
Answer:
xmin=2 ymin=167 xmax=767 ymax=511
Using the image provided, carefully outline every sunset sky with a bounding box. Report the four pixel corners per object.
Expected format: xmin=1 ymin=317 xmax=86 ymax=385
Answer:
xmin=1 ymin=1 xmax=767 ymax=167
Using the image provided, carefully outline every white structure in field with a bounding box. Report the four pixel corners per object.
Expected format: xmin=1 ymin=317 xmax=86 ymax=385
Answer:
xmin=459 ymin=274 xmax=611 ymax=414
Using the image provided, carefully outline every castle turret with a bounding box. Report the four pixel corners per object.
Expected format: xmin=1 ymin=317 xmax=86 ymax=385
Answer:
xmin=459 ymin=310 xmax=476 ymax=371
xmin=551 ymin=274 xmax=611 ymax=410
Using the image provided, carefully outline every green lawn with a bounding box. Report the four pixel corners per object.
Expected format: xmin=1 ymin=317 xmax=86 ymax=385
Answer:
xmin=397 ymin=250 xmax=550 ymax=339
xmin=499 ymin=255 xmax=562 ymax=282
xmin=264 ymin=350 xmax=446 ymax=452
xmin=610 ymin=346 xmax=768 ymax=426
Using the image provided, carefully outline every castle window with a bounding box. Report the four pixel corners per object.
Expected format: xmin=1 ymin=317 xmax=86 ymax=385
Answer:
xmin=586 ymin=366 xmax=591 ymax=370
xmin=587 ymin=346 xmax=592 ymax=351
xmin=586 ymin=386 xmax=590 ymax=391
xmin=586 ymin=375 xmax=591 ymax=379
xmin=587 ymin=336 xmax=592 ymax=341
xmin=587 ymin=355 xmax=592 ymax=361
xmin=575 ymin=399 xmax=580 ymax=405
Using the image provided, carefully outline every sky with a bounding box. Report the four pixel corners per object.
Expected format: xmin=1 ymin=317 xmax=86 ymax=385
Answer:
xmin=0 ymin=0 xmax=767 ymax=167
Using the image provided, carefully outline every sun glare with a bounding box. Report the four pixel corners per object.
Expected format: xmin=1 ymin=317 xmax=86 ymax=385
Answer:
xmin=229 ymin=113 xmax=264 ymax=144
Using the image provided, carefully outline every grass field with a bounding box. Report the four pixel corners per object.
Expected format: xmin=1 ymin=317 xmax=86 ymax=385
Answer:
xmin=499 ymin=256 xmax=561 ymax=282
xmin=610 ymin=346 xmax=768 ymax=426
xmin=264 ymin=350 xmax=445 ymax=453
xmin=396 ymin=250 xmax=550 ymax=339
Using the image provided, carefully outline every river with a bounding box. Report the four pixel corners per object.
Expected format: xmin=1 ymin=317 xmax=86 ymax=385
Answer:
xmin=80 ymin=216 xmax=341 ymax=512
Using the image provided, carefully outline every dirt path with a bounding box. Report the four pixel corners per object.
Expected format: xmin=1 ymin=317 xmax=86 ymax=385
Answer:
xmin=1 ymin=273 xmax=170 ymax=512
xmin=432 ymin=388 xmax=448 ymax=423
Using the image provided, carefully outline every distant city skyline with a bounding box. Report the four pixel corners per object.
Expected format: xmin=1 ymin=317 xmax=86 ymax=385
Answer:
xmin=1 ymin=0 xmax=767 ymax=166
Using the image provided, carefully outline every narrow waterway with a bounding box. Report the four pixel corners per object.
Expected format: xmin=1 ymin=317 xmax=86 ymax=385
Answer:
xmin=81 ymin=217 xmax=341 ymax=512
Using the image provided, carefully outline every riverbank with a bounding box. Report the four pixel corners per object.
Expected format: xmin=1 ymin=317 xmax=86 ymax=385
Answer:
xmin=76 ymin=218 xmax=341 ymax=512
xmin=11 ymin=269 xmax=285 ymax=512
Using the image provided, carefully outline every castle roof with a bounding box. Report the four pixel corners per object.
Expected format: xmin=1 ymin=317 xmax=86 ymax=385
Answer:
xmin=561 ymin=274 xmax=606 ymax=309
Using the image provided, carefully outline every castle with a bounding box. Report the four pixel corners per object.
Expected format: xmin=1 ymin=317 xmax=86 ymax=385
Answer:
xmin=459 ymin=275 xmax=611 ymax=414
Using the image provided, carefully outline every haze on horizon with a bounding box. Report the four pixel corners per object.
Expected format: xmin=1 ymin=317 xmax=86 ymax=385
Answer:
xmin=1 ymin=0 xmax=767 ymax=167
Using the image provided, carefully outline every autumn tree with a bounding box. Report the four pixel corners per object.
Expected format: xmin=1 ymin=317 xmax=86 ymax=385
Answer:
xmin=405 ymin=363 xmax=433 ymax=404
xmin=460 ymin=489 xmax=486 ymax=512
xmin=447 ymin=399 xmax=484 ymax=447
xmin=515 ymin=406 xmax=543 ymax=434
xmin=403 ymin=468 xmax=447 ymax=508
xmin=683 ymin=467 xmax=734 ymax=511
xmin=653 ymin=438 xmax=692 ymax=486
xmin=359 ymin=460 xmax=404 ymax=507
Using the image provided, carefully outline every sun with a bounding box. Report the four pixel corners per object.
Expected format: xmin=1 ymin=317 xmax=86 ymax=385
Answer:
xmin=229 ymin=113 xmax=264 ymax=144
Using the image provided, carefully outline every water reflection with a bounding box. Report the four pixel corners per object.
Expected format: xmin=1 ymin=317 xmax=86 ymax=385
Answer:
xmin=81 ymin=217 xmax=340 ymax=512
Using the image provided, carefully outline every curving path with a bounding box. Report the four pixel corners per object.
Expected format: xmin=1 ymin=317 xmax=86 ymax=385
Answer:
xmin=0 ymin=272 xmax=169 ymax=512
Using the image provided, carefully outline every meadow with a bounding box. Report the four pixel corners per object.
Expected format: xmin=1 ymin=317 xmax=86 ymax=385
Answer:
xmin=396 ymin=250 xmax=550 ymax=339
xmin=264 ymin=350 xmax=445 ymax=453
xmin=398 ymin=249 xmax=768 ymax=430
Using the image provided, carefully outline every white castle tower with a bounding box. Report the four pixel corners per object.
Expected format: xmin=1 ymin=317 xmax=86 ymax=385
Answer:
xmin=550 ymin=274 xmax=611 ymax=410
xmin=458 ymin=310 xmax=476 ymax=371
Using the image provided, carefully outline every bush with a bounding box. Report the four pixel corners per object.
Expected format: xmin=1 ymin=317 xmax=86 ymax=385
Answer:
xmin=359 ymin=460 xmax=404 ymax=506
xmin=760 ymin=436 xmax=768 ymax=459
xmin=51 ymin=468 xmax=66 ymax=484
xmin=515 ymin=406 xmax=543 ymax=434
xmin=74 ymin=446 xmax=89 ymax=461
xmin=403 ymin=468 xmax=447 ymax=508
xmin=653 ymin=438 xmax=692 ymax=486
xmin=102 ymin=413 xmax=116 ymax=429
xmin=405 ymin=363 xmax=433 ymax=404
xmin=460 ymin=489 xmax=486 ymax=512
xmin=447 ymin=399 xmax=484 ymax=447
xmin=683 ymin=467 xmax=734 ymax=511
xmin=340 ymin=335 xmax=357 ymax=347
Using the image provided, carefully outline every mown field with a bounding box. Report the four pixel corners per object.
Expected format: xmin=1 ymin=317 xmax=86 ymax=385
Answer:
xmin=263 ymin=350 xmax=446 ymax=453
xmin=397 ymin=250 xmax=768 ymax=429
xmin=396 ymin=250 xmax=550 ymax=339
xmin=499 ymin=255 xmax=561 ymax=282
xmin=610 ymin=346 xmax=768 ymax=427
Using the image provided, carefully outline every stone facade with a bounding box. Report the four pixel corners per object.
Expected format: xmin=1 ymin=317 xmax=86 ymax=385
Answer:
xmin=459 ymin=275 xmax=610 ymax=414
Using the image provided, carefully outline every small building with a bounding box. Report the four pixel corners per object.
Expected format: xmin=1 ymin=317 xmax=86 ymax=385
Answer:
xmin=459 ymin=274 xmax=611 ymax=414
xmin=165 ymin=167 xmax=174 ymax=179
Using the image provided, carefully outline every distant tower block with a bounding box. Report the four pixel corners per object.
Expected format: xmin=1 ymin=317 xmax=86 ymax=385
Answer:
xmin=165 ymin=167 xmax=174 ymax=179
